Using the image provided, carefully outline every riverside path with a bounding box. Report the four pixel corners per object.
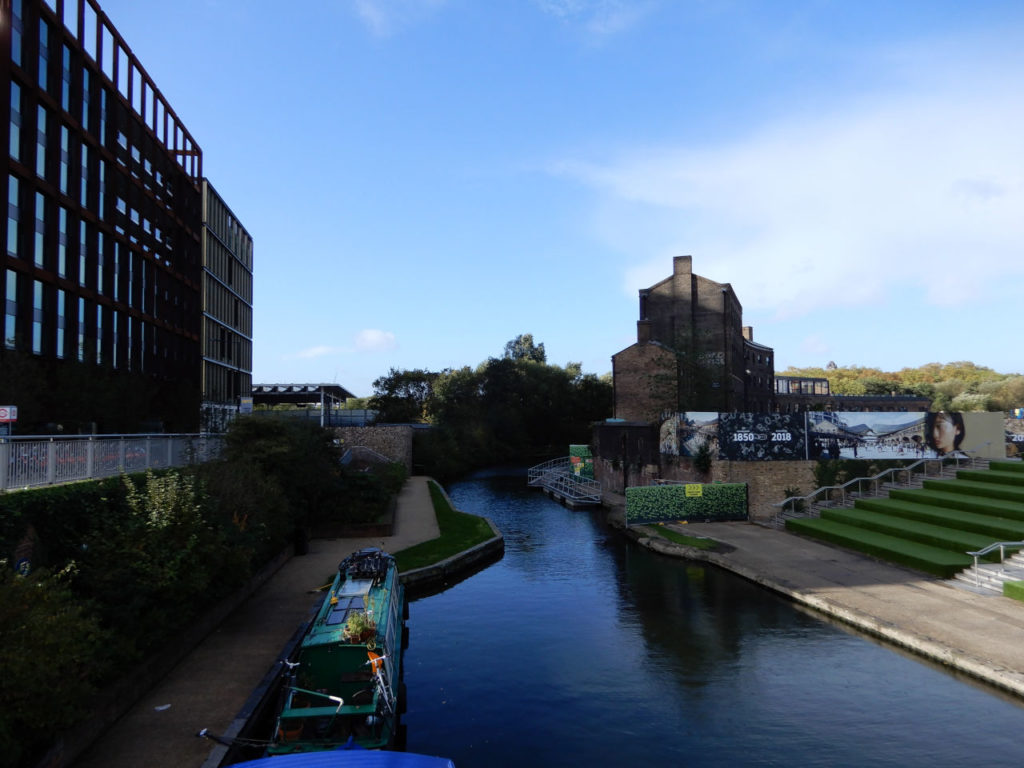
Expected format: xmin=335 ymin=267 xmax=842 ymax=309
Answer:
xmin=73 ymin=477 xmax=440 ymax=768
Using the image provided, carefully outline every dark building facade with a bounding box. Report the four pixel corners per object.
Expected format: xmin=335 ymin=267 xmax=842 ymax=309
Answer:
xmin=2 ymin=0 xmax=244 ymax=433
xmin=201 ymin=180 xmax=253 ymax=430
xmin=612 ymin=255 xmax=774 ymax=421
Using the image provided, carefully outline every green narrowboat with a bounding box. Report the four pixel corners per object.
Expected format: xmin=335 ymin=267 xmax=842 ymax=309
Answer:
xmin=267 ymin=548 xmax=406 ymax=754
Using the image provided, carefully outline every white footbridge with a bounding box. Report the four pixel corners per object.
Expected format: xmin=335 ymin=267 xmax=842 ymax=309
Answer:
xmin=527 ymin=457 xmax=602 ymax=507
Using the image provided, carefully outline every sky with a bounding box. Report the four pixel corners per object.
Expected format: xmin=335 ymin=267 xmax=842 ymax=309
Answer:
xmin=90 ymin=0 xmax=1024 ymax=397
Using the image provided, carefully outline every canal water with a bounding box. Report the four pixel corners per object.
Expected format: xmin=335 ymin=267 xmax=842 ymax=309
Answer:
xmin=401 ymin=468 xmax=1024 ymax=766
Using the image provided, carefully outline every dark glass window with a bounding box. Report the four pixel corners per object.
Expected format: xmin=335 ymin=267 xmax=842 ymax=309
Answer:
xmin=9 ymin=82 xmax=22 ymax=160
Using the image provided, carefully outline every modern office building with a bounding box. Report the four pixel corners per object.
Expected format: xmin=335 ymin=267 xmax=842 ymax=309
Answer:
xmin=1 ymin=0 xmax=250 ymax=433
xmin=200 ymin=180 xmax=253 ymax=431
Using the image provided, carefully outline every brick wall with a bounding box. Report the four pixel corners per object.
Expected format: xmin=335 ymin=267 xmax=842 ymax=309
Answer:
xmin=332 ymin=425 xmax=413 ymax=473
xmin=612 ymin=343 xmax=678 ymax=421
xmin=595 ymin=450 xmax=817 ymax=523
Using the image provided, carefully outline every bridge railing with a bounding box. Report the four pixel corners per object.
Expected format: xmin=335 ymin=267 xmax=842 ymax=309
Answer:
xmin=528 ymin=457 xmax=602 ymax=503
xmin=0 ymin=434 xmax=223 ymax=491
xmin=769 ymin=443 xmax=992 ymax=528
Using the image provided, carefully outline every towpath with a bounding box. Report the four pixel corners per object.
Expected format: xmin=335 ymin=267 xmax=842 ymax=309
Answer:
xmin=73 ymin=476 xmax=440 ymax=768
xmin=653 ymin=520 xmax=1024 ymax=698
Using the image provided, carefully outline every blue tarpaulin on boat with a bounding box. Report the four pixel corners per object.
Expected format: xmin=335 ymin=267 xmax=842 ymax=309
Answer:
xmin=228 ymin=753 xmax=455 ymax=768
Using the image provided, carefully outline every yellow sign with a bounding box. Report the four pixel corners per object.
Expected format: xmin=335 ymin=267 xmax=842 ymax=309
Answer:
xmin=685 ymin=484 xmax=703 ymax=497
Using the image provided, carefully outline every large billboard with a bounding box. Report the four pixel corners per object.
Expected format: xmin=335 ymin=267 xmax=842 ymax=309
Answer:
xmin=718 ymin=413 xmax=807 ymax=461
xmin=659 ymin=410 xmax=1007 ymax=461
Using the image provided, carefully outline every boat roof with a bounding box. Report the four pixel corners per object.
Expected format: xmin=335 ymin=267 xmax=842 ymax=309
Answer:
xmin=228 ymin=752 xmax=455 ymax=768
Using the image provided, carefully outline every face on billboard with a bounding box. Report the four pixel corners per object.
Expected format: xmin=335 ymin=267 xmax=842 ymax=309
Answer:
xmin=929 ymin=412 xmax=964 ymax=454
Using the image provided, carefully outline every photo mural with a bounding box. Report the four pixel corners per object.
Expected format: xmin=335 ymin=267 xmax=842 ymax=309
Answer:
xmin=658 ymin=411 xmax=1007 ymax=460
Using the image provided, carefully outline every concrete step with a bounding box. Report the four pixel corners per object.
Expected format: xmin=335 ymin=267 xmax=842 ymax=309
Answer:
xmin=950 ymin=557 xmax=1024 ymax=596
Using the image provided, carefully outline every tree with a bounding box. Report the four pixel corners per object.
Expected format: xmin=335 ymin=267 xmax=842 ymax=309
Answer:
xmin=369 ymin=368 xmax=438 ymax=423
xmin=503 ymin=333 xmax=546 ymax=363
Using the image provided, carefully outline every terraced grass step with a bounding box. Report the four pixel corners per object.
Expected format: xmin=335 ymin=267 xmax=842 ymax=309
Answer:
xmin=785 ymin=517 xmax=973 ymax=578
xmin=955 ymin=469 xmax=1024 ymax=488
xmin=854 ymin=497 xmax=1024 ymax=540
xmin=888 ymin=487 xmax=1024 ymax=520
xmin=989 ymin=460 xmax=1024 ymax=474
xmin=921 ymin=478 xmax=1024 ymax=505
xmin=820 ymin=507 xmax=999 ymax=557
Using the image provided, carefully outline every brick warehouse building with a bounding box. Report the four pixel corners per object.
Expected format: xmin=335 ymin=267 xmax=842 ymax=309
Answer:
xmin=612 ymin=255 xmax=775 ymax=421
xmin=1 ymin=0 xmax=252 ymax=433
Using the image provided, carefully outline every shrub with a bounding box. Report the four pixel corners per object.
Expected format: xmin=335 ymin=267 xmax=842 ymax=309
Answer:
xmin=0 ymin=563 xmax=109 ymax=766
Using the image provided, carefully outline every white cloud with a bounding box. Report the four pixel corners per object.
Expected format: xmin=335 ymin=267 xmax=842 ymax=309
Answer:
xmin=355 ymin=329 xmax=398 ymax=352
xmin=351 ymin=0 xmax=447 ymax=36
xmin=554 ymin=41 xmax=1024 ymax=319
xmin=534 ymin=0 xmax=655 ymax=39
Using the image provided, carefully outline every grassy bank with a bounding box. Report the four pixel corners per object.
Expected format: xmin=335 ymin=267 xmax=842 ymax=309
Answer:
xmin=394 ymin=481 xmax=494 ymax=571
xmin=644 ymin=524 xmax=718 ymax=550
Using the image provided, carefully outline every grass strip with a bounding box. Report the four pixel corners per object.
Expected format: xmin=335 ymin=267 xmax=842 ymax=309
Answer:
xmin=645 ymin=525 xmax=718 ymax=550
xmin=393 ymin=481 xmax=495 ymax=572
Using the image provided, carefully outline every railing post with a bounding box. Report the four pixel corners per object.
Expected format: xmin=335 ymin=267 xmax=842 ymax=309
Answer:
xmin=87 ymin=437 xmax=95 ymax=478
xmin=46 ymin=439 xmax=57 ymax=485
xmin=0 ymin=440 xmax=8 ymax=491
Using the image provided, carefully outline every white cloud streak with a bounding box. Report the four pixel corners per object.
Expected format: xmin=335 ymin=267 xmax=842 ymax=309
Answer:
xmin=355 ymin=329 xmax=398 ymax=352
xmin=533 ymin=0 xmax=656 ymax=39
xmin=555 ymin=41 xmax=1024 ymax=319
xmin=351 ymin=0 xmax=448 ymax=36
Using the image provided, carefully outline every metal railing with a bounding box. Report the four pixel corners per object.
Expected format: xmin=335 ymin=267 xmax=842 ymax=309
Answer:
xmin=527 ymin=457 xmax=602 ymax=504
xmin=770 ymin=444 xmax=992 ymax=528
xmin=966 ymin=541 xmax=1024 ymax=587
xmin=0 ymin=433 xmax=222 ymax=491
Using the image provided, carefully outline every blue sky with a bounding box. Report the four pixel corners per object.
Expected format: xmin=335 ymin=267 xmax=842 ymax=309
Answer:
xmin=93 ymin=0 xmax=1024 ymax=396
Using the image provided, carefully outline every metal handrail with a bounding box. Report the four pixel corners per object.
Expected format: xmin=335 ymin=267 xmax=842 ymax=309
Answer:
xmin=527 ymin=457 xmax=602 ymax=503
xmin=770 ymin=442 xmax=992 ymax=527
xmin=966 ymin=540 xmax=1024 ymax=587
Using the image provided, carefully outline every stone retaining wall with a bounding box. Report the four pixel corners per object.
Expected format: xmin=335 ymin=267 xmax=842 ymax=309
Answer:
xmin=332 ymin=425 xmax=413 ymax=473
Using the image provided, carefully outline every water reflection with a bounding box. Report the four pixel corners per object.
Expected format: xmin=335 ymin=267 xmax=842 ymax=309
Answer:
xmin=402 ymin=469 xmax=1024 ymax=767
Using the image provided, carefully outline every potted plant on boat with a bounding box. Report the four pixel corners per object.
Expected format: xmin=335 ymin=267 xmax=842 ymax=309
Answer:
xmin=344 ymin=610 xmax=376 ymax=643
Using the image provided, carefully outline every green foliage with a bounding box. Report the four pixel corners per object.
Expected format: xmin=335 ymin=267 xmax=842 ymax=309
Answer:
xmin=0 ymin=563 xmax=109 ymax=767
xmin=625 ymin=484 xmax=747 ymax=524
xmin=379 ymin=336 xmax=612 ymax=477
xmin=369 ymin=368 xmax=438 ymax=423
xmin=503 ymin=333 xmax=547 ymax=363
xmin=645 ymin=525 xmax=718 ymax=550
xmin=222 ymin=417 xmax=343 ymax=528
xmin=76 ymin=471 xmax=228 ymax=655
xmin=779 ymin=361 xmax=1020 ymax=412
xmin=950 ymin=392 xmax=993 ymax=412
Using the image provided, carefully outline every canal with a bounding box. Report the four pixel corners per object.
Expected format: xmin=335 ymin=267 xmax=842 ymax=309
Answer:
xmin=401 ymin=468 xmax=1024 ymax=766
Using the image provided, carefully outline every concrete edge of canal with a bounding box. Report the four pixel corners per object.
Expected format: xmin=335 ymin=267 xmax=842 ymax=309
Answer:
xmin=602 ymin=497 xmax=1024 ymax=702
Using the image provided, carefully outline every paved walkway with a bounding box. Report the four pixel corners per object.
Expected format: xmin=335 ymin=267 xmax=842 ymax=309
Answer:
xmin=654 ymin=521 xmax=1024 ymax=698
xmin=74 ymin=477 xmax=440 ymax=768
